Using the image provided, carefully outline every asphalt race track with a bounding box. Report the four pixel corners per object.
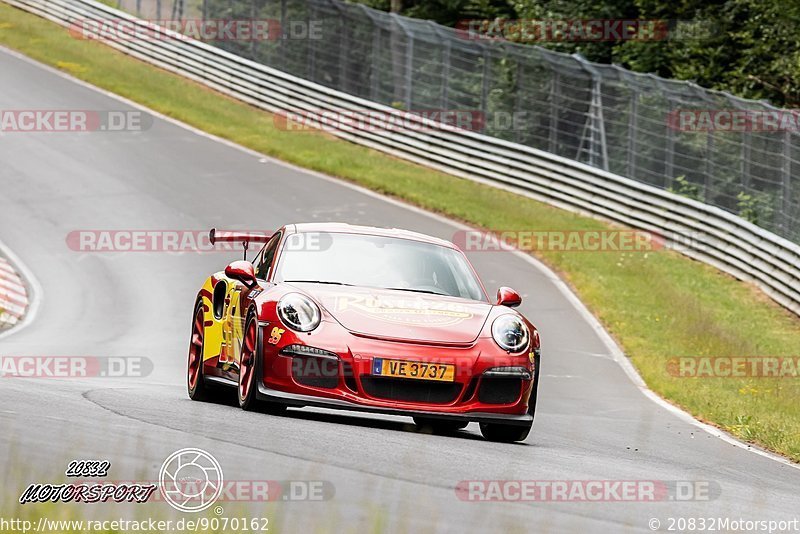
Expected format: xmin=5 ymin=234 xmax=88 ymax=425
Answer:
xmin=1 ymin=46 xmax=798 ymax=532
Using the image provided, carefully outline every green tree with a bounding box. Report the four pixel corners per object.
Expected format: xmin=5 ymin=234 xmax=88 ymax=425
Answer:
xmin=352 ymin=0 xmax=800 ymax=107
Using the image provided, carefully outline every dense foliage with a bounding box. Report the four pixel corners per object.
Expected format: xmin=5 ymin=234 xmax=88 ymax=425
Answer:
xmin=352 ymin=0 xmax=800 ymax=108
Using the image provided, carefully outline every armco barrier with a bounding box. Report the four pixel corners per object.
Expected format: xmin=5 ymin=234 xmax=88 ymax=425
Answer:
xmin=4 ymin=0 xmax=800 ymax=316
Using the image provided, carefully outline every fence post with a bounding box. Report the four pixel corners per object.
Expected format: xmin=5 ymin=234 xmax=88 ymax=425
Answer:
xmin=338 ymin=12 xmax=348 ymax=92
xmin=368 ymin=12 xmax=380 ymax=100
xmin=480 ymin=45 xmax=490 ymax=125
xmin=434 ymin=22 xmax=450 ymax=111
xmin=405 ymin=26 xmax=414 ymax=109
xmin=249 ymin=0 xmax=256 ymax=59
xmin=665 ymin=100 xmax=675 ymax=188
xmin=280 ymin=0 xmax=287 ymax=70
xmin=705 ymin=130 xmax=714 ymax=202
xmin=780 ymin=131 xmax=792 ymax=234
xmin=595 ymin=78 xmax=609 ymax=171
xmin=627 ymin=90 xmax=638 ymax=179
xmin=514 ymin=59 xmax=524 ymax=143
xmin=741 ymin=131 xmax=751 ymax=189
xmin=548 ymin=71 xmax=559 ymax=154
xmin=309 ymin=0 xmax=317 ymax=82
xmin=573 ymin=54 xmax=608 ymax=171
xmin=388 ymin=14 xmax=409 ymax=107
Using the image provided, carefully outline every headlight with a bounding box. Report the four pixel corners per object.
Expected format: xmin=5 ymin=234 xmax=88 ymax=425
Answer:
xmin=491 ymin=314 xmax=529 ymax=352
xmin=277 ymin=293 xmax=321 ymax=332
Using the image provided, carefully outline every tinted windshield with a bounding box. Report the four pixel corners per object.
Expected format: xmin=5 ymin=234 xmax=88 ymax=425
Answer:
xmin=275 ymin=232 xmax=486 ymax=301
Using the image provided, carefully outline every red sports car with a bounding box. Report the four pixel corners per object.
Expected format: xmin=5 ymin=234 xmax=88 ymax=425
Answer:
xmin=187 ymin=223 xmax=541 ymax=442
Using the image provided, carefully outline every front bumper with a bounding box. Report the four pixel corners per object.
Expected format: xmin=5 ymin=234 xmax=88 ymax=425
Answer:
xmin=256 ymin=382 xmax=534 ymax=426
xmin=258 ymin=321 xmax=538 ymax=423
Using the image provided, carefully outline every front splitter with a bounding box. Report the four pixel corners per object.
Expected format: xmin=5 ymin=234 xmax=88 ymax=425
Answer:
xmin=256 ymin=382 xmax=533 ymax=426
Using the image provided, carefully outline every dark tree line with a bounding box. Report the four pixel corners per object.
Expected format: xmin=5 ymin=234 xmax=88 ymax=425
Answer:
xmin=351 ymin=0 xmax=800 ymax=108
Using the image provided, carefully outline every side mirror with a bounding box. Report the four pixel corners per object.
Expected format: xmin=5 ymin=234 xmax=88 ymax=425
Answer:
xmin=496 ymin=286 xmax=522 ymax=307
xmin=225 ymin=260 xmax=257 ymax=288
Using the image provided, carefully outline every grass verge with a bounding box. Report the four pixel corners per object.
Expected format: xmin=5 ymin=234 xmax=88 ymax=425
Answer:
xmin=1 ymin=3 xmax=799 ymax=461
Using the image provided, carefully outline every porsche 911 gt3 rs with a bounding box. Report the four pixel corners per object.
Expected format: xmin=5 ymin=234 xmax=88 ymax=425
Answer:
xmin=188 ymin=223 xmax=541 ymax=442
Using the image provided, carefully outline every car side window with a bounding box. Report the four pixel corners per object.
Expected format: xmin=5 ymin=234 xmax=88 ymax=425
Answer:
xmin=255 ymin=233 xmax=281 ymax=280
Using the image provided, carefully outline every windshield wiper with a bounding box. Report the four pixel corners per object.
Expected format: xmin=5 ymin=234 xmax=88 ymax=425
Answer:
xmin=385 ymin=287 xmax=448 ymax=296
xmin=284 ymin=281 xmax=447 ymax=296
xmin=284 ymin=280 xmax=354 ymax=286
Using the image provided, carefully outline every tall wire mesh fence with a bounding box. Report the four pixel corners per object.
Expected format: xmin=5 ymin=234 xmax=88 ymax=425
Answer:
xmin=116 ymin=0 xmax=800 ymax=243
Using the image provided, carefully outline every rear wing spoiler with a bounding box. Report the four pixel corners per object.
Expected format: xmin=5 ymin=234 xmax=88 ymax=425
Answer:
xmin=209 ymin=228 xmax=272 ymax=259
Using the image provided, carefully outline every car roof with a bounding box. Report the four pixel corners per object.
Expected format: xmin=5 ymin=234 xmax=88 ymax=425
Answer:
xmin=284 ymin=223 xmax=458 ymax=249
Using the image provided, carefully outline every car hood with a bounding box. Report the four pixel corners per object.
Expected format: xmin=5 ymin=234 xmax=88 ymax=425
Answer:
xmin=288 ymin=283 xmax=492 ymax=344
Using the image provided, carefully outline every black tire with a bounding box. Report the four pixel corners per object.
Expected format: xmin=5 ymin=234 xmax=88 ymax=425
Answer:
xmin=260 ymin=399 xmax=288 ymax=416
xmin=479 ymin=356 xmax=539 ymax=443
xmin=413 ymin=417 xmax=469 ymax=433
xmin=188 ymin=300 xmax=213 ymax=401
xmin=479 ymin=421 xmax=532 ymax=443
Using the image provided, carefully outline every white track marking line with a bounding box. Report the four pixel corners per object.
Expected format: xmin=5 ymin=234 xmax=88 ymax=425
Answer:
xmin=0 ymin=45 xmax=797 ymax=470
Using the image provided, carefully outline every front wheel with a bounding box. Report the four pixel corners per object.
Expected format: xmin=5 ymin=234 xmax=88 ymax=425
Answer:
xmin=479 ymin=384 xmax=536 ymax=443
xmin=238 ymin=313 xmax=286 ymax=415
xmin=479 ymin=422 xmax=532 ymax=443
xmin=413 ymin=417 xmax=468 ymax=433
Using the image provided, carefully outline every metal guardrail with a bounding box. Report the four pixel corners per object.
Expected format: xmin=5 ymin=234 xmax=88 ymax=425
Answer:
xmin=115 ymin=0 xmax=800 ymax=246
xmin=5 ymin=0 xmax=800 ymax=316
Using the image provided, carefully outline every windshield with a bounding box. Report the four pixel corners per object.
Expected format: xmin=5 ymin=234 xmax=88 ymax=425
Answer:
xmin=275 ymin=232 xmax=486 ymax=301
